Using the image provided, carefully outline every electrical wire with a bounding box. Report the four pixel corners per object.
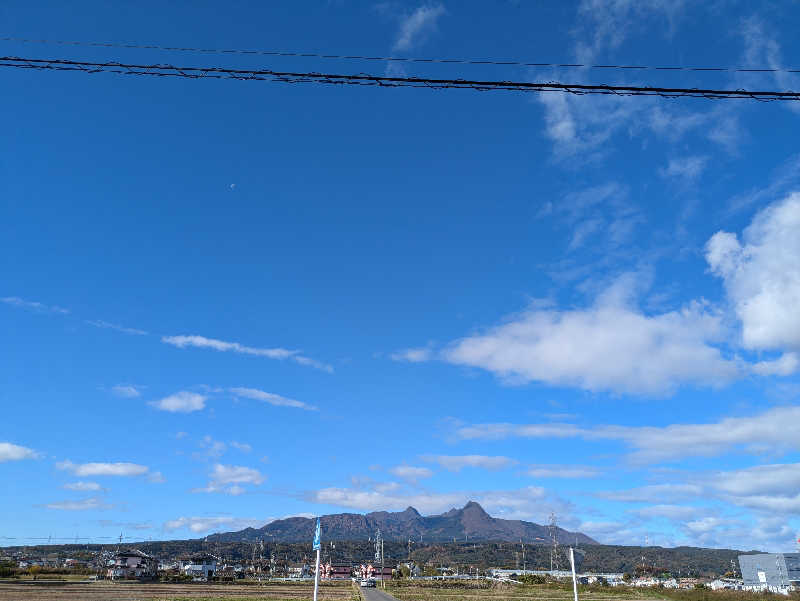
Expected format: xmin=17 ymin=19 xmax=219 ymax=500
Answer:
xmin=1 ymin=35 xmax=798 ymax=74
xmin=1 ymin=55 xmax=799 ymax=101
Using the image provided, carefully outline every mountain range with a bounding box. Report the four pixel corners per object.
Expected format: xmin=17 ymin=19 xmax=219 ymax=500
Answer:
xmin=206 ymin=501 xmax=598 ymax=544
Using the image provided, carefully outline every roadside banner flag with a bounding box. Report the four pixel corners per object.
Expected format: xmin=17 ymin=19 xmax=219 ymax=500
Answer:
xmin=313 ymin=517 xmax=321 ymax=550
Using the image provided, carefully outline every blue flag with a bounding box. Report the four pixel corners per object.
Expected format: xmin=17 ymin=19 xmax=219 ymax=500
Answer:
xmin=313 ymin=517 xmax=321 ymax=550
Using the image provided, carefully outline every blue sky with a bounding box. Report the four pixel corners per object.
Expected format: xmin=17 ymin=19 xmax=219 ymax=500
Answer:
xmin=2 ymin=0 xmax=800 ymax=552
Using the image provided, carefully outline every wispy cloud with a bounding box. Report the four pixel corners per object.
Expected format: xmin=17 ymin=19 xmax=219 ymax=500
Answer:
xmin=56 ymin=460 xmax=150 ymax=477
xmin=389 ymin=465 xmax=434 ymax=482
xmin=230 ymin=441 xmax=252 ymax=453
xmin=230 ymin=387 xmax=317 ymax=411
xmin=45 ymin=497 xmax=112 ymax=511
xmin=149 ymin=391 xmax=207 ymax=413
xmin=1 ymin=296 xmax=69 ymax=314
xmin=162 ymin=334 xmax=333 ymax=373
xmin=85 ymin=319 xmax=148 ymax=336
xmin=63 ymin=481 xmax=103 ymax=491
xmin=392 ymin=3 xmax=446 ymax=52
xmin=526 ymin=465 xmax=603 ymax=478
xmin=0 ymin=442 xmax=39 ymax=463
xmin=390 ymin=347 xmax=433 ymax=362
xmin=111 ymin=385 xmax=141 ymax=398
xmin=659 ymin=155 xmax=708 ymax=181
xmin=163 ymin=516 xmax=267 ymax=534
xmin=456 ymin=405 xmax=800 ymax=464
xmin=420 ymin=454 xmax=516 ymax=472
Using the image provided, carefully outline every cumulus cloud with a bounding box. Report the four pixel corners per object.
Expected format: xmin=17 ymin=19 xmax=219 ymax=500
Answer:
xmin=230 ymin=387 xmax=317 ymax=411
xmin=192 ymin=463 xmax=265 ymax=495
xmin=162 ymin=335 xmax=332 ymax=373
xmin=56 ymin=460 xmax=150 ymax=477
xmin=456 ymin=405 xmax=800 ymax=463
xmin=0 ymin=442 xmax=39 ymax=463
xmin=420 ymin=455 xmax=517 ymax=472
xmin=149 ymin=391 xmax=207 ymax=413
xmin=706 ymin=193 xmax=800 ymax=363
xmin=45 ymin=497 xmax=112 ymax=511
xmin=442 ymin=276 xmax=737 ymax=396
xmin=392 ymin=4 xmax=446 ymax=52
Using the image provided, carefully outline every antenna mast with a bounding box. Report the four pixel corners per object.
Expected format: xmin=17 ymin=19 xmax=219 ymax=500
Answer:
xmin=548 ymin=512 xmax=560 ymax=573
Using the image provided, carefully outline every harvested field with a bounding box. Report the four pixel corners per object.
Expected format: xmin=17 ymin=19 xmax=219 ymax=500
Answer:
xmin=0 ymin=579 xmax=355 ymax=601
xmin=386 ymin=581 xmax=665 ymax=601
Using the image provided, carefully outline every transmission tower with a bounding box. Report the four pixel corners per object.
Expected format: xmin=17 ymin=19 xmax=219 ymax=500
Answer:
xmin=548 ymin=512 xmax=560 ymax=572
xmin=375 ymin=529 xmax=382 ymax=562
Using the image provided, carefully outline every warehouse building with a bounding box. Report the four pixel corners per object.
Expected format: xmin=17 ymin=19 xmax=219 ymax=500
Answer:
xmin=738 ymin=553 xmax=800 ymax=592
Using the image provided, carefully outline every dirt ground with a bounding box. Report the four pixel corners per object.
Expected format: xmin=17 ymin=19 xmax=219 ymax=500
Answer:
xmin=0 ymin=580 xmax=355 ymax=601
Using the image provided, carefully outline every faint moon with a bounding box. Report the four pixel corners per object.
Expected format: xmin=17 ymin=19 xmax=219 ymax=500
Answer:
xmin=230 ymin=183 xmax=236 ymax=189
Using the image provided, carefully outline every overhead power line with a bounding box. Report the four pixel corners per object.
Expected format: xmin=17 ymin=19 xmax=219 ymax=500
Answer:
xmin=2 ymin=35 xmax=799 ymax=75
xmin=1 ymin=55 xmax=799 ymax=101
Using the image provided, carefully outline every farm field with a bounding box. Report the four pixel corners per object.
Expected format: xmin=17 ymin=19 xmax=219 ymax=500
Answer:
xmin=385 ymin=582 xmax=800 ymax=601
xmin=0 ymin=579 xmax=355 ymax=601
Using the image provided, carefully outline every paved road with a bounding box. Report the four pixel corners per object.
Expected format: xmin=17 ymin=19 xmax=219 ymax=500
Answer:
xmin=360 ymin=585 xmax=401 ymax=601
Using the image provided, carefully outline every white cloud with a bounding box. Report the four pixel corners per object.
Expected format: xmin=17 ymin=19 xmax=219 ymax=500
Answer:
xmin=230 ymin=441 xmax=252 ymax=453
xmin=752 ymin=352 xmax=800 ymax=376
xmin=709 ymin=463 xmax=800 ymax=498
xmin=230 ymin=387 xmax=317 ymax=411
xmin=660 ymin=156 xmax=708 ymax=180
xmin=85 ymin=320 xmax=148 ymax=335
xmin=633 ymin=504 xmax=706 ymax=520
xmin=0 ymin=442 xmax=39 ymax=463
xmin=442 ymin=277 xmax=737 ymax=396
xmin=56 ymin=460 xmax=150 ymax=477
xmin=162 ymin=335 xmax=332 ymax=373
xmin=199 ymin=435 xmax=227 ymax=458
xmin=390 ymin=347 xmax=433 ymax=362
xmin=456 ymin=405 xmax=800 ymax=463
xmin=598 ymin=483 xmax=704 ymax=503
xmin=192 ymin=463 xmax=265 ymax=495
xmin=147 ymin=471 xmax=166 ymax=483
xmin=63 ymin=481 xmax=102 ymax=491
xmin=0 ymin=296 xmax=69 ymax=314
xmin=393 ymin=4 xmax=446 ymax=52
xmin=526 ymin=465 xmax=603 ymax=478
xmin=312 ymin=485 xmax=551 ymax=518
xmin=420 ymin=455 xmax=517 ymax=472
xmin=389 ymin=465 xmax=433 ymax=482
xmin=150 ymin=391 xmax=207 ymax=413
xmin=163 ymin=516 xmax=267 ymax=534
xmin=45 ymin=497 xmax=112 ymax=511
xmin=707 ymin=193 xmax=800 ymax=360
xmin=575 ymin=0 xmax=686 ymax=64
xmin=111 ymin=385 xmax=141 ymax=398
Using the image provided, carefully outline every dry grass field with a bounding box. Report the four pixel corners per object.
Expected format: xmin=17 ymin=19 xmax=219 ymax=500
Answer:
xmin=0 ymin=579 xmax=356 ymax=601
xmin=385 ymin=581 xmax=800 ymax=601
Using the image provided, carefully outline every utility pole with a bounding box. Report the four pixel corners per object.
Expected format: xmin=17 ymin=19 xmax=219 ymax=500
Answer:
xmin=569 ymin=548 xmax=579 ymax=601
